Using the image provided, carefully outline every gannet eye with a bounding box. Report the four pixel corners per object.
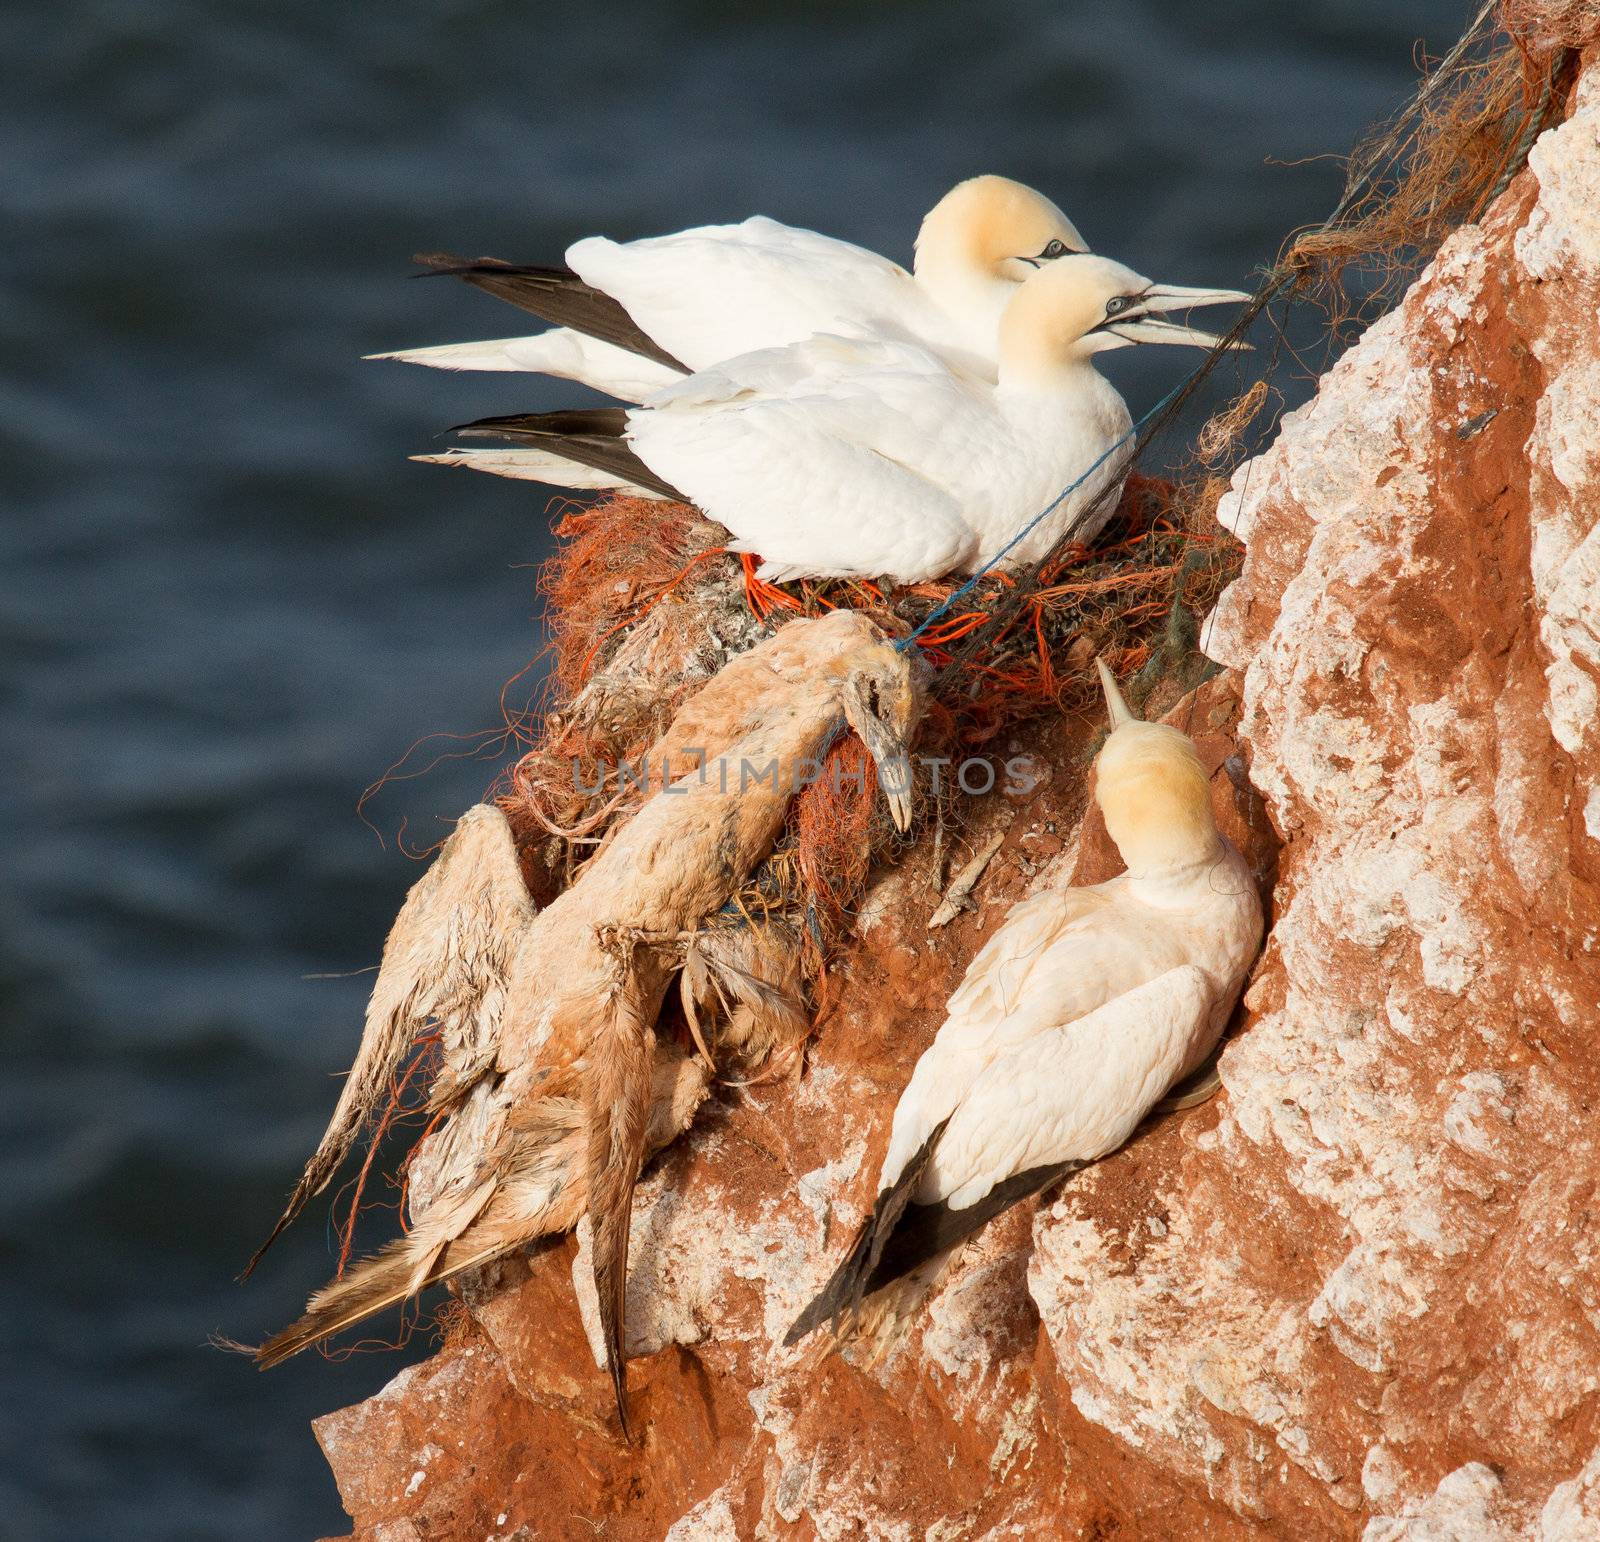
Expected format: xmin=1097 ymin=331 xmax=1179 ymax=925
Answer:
xmin=1042 ymin=239 xmax=1069 ymax=259
xmin=1105 ymin=295 xmax=1133 ymax=316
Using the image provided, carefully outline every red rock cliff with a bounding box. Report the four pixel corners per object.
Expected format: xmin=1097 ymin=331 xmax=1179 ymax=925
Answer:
xmin=310 ymin=19 xmax=1600 ymax=1541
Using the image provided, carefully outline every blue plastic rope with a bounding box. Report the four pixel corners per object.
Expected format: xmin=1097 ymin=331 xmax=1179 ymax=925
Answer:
xmin=897 ymin=372 xmax=1194 ymax=654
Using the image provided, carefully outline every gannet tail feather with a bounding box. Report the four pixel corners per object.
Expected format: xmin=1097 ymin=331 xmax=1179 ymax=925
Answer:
xmin=451 ymin=411 xmax=688 ymax=502
xmin=412 ymin=252 xmax=688 ymax=372
xmin=367 ymin=337 xmax=535 ymax=372
xmin=411 ymin=448 xmax=667 ymax=495
xmin=784 ymin=1119 xmax=948 ymax=1346
xmin=368 ymin=332 xmax=684 ymax=401
xmin=466 ymin=406 xmax=631 ymax=437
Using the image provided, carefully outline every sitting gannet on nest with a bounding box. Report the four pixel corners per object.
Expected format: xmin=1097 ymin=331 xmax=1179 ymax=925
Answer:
xmin=786 ymin=659 xmax=1262 ymax=1348
xmin=250 ymin=610 xmax=923 ymax=1434
xmin=426 ymin=256 xmax=1249 ymax=585
xmin=372 ymin=176 xmax=1086 ymax=399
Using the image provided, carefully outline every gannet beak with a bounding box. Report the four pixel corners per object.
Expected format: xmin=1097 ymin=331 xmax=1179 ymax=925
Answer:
xmin=1094 ymin=657 xmax=1137 ymax=728
xmin=1104 ymin=314 xmax=1251 ymax=351
xmin=842 ymin=671 xmax=916 ymax=834
xmin=881 ymin=772 xmax=914 ymax=834
xmin=1103 ymin=282 xmax=1253 ymax=351
xmin=1138 ymin=283 xmax=1254 ymax=312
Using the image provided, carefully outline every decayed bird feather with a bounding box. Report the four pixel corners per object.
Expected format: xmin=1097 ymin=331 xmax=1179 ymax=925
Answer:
xmin=788 ymin=659 xmax=1263 ymax=1346
xmin=254 ymin=1048 xmax=707 ymax=1369
xmin=253 ymin=611 xmax=925 ymax=1433
xmin=372 ymin=176 xmax=1089 ymax=398
xmin=426 ymin=256 xmax=1249 ymax=585
xmin=243 ymin=803 xmax=533 ymax=1277
xmin=681 ymin=923 xmax=810 ymax=1079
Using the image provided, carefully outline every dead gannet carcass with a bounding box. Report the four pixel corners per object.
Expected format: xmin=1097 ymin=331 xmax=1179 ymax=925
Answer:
xmin=426 ymin=256 xmax=1249 ymax=585
xmin=786 ymin=659 xmax=1263 ymax=1346
xmin=369 ymin=175 xmax=1086 ymax=398
xmin=250 ymin=610 xmax=924 ymax=1435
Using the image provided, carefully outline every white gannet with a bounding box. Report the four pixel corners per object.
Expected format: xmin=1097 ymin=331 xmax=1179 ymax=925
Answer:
xmin=369 ymin=175 xmax=1088 ymax=398
xmin=422 ymin=256 xmax=1249 ymax=585
xmin=786 ymin=659 xmax=1263 ymax=1345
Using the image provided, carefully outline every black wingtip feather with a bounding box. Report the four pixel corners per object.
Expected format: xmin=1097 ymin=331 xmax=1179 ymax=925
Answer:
xmin=452 ymin=408 xmax=630 ymax=440
xmin=865 ymin=1158 xmax=1087 ymax=1295
xmin=445 ymin=411 xmax=687 ymax=502
xmin=786 ymin=1141 xmax=1089 ymax=1346
xmin=411 ymin=252 xmax=580 ymax=282
xmin=405 ymin=251 xmax=688 ymax=372
xmin=785 ymin=1120 xmax=949 ymax=1346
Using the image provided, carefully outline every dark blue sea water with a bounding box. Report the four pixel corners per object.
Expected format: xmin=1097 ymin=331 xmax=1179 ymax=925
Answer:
xmin=2 ymin=2 xmax=1465 ymax=1535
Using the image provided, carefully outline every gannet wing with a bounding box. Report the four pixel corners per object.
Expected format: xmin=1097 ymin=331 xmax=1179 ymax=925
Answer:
xmin=876 ymin=888 xmax=1109 ymax=1190
xmin=940 ymin=888 xmax=1102 ymax=1028
xmin=925 ymin=963 xmax=1215 ymax=1210
xmin=387 ymin=220 xmax=920 ymax=393
xmin=786 ymin=966 xmax=1214 ymax=1339
xmin=568 ymin=217 xmax=931 ymax=371
xmin=243 ymin=804 xmax=533 ymax=1274
xmin=583 ymin=991 xmax=657 ymax=1439
xmin=627 ymin=351 xmax=984 ymax=583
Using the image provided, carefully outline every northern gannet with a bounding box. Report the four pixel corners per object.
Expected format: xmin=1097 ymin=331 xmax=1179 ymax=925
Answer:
xmin=786 ymin=660 xmax=1263 ymax=1345
xmin=370 ymin=175 xmax=1087 ymax=398
xmin=424 ymin=257 xmax=1249 ymax=585
xmin=251 ymin=611 xmax=924 ymax=1434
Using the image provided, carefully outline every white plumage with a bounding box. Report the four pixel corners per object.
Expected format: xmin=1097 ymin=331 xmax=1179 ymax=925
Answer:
xmin=371 ymin=176 xmax=1087 ymax=397
xmin=426 ymin=256 xmax=1249 ymax=585
xmin=787 ymin=659 xmax=1263 ymax=1343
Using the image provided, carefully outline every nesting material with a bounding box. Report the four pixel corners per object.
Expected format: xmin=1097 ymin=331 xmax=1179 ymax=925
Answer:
xmin=253 ymin=610 xmax=924 ymax=1433
xmin=504 ymin=472 xmax=1243 ymax=813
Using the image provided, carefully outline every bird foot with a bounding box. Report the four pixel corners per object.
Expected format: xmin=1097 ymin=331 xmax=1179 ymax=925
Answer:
xmin=738 ymin=553 xmax=802 ymax=622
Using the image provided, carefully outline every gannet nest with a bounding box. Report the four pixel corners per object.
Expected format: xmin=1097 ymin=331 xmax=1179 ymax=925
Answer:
xmin=490 ymin=468 xmax=1245 ymax=968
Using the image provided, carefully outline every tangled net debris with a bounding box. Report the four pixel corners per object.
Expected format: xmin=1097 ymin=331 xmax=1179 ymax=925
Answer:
xmin=1283 ymin=1 xmax=1575 ymax=328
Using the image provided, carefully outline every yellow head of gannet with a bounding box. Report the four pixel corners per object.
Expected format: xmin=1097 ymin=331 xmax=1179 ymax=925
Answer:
xmin=1091 ymin=657 xmax=1220 ymax=874
xmin=998 ymin=254 xmax=1251 ymax=385
xmin=912 ymin=175 xmax=1088 ymax=338
xmin=915 ymin=174 xmax=1087 ymax=280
